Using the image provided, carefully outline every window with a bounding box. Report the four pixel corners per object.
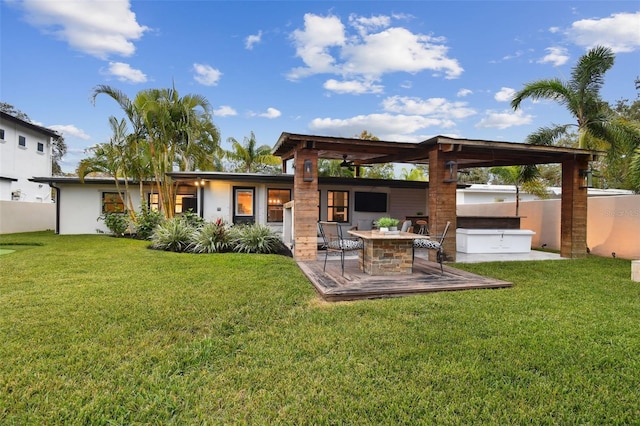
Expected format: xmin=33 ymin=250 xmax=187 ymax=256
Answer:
xmin=0 ymin=129 xmax=5 ymax=140
xmin=148 ymin=193 xmax=197 ymax=214
xmin=18 ymin=135 xmax=26 ymax=147
xmin=267 ymin=188 xmax=291 ymax=222
xmin=234 ymin=187 xmax=255 ymax=225
xmin=102 ymin=192 xmax=125 ymax=213
xmin=37 ymin=142 xmax=44 ymax=153
xmin=327 ymin=190 xmax=349 ymax=223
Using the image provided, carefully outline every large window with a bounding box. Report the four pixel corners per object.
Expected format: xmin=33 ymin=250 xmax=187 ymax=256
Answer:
xmin=102 ymin=192 xmax=125 ymax=213
xmin=234 ymin=187 xmax=255 ymax=225
xmin=327 ymin=190 xmax=349 ymax=223
xmin=267 ymin=188 xmax=291 ymax=222
xmin=148 ymin=193 xmax=197 ymax=214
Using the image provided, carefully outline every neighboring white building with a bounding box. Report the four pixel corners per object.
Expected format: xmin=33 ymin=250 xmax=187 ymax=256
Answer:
xmin=0 ymin=111 xmax=59 ymax=202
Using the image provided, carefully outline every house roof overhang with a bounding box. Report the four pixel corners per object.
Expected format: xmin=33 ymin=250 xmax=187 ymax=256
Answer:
xmin=272 ymin=133 xmax=602 ymax=168
xmin=31 ymin=173 xmax=453 ymax=189
xmin=1 ymin=111 xmax=61 ymax=139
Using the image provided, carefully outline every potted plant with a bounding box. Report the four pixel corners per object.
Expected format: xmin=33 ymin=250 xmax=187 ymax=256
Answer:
xmin=376 ymin=217 xmax=400 ymax=232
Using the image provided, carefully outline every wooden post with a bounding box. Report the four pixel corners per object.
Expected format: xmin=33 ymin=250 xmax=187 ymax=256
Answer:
xmin=293 ymin=148 xmax=318 ymax=261
xmin=428 ymin=147 xmax=457 ymax=262
xmin=560 ymin=156 xmax=589 ymax=258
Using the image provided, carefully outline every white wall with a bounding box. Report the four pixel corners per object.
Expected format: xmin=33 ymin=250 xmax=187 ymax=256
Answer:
xmin=458 ymin=195 xmax=640 ymax=260
xmin=58 ymin=183 xmax=144 ymax=234
xmin=0 ymin=116 xmax=53 ymax=202
xmin=0 ymin=200 xmax=55 ymax=233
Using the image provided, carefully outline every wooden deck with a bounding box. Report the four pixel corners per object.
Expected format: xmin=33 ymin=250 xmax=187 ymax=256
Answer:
xmin=297 ymin=254 xmax=513 ymax=302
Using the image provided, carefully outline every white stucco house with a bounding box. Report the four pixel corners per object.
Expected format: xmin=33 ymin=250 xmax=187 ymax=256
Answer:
xmin=30 ymin=172 xmax=432 ymax=235
xmin=0 ymin=111 xmax=59 ymax=202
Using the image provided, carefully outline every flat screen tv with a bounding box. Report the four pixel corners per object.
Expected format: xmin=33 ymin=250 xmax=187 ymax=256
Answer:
xmin=354 ymin=191 xmax=387 ymax=212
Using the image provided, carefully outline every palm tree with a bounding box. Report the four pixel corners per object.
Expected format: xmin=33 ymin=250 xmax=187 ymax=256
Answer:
xmin=225 ymin=131 xmax=281 ymax=173
xmin=511 ymin=45 xmax=640 ymax=155
xmin=489 ymin=165 xmax=548 ymax=216
xmin=92 ymin=85 xmax=222 ymax=217
xmin=77 ymin=117 xmax=140 ymax=222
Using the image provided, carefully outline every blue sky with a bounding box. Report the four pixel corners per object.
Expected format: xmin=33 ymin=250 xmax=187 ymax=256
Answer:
xmin=1 ymin=1 xmax=639 ymax=174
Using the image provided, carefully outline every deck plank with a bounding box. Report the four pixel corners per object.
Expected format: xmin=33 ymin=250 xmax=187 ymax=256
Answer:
xmin=297 ymin=255 xmax=512 ymax=301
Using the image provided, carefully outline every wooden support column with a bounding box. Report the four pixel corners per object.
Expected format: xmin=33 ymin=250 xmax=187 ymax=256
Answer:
xmin=560 ymin=156 xmax=589 ymax=258
xmin=293 ymin=148 xmax=318 ymax=261
xmin=428 ymin=148 xmax=457 ymax=262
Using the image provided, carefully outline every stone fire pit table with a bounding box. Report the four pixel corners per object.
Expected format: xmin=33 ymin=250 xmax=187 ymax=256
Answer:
xmin=347 ymin=229 xmax=419 ymax=275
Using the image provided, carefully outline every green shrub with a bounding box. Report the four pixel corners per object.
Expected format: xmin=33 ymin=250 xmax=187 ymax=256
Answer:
xmin=150 ymin=217 xmax=195 ymax=252
xmin=99 ymin=212 xmax=129 ymax=237
xmin=181 ymin=209 xmax=205 ymax=229
xmin=191 ymin=218 xmax=232 ymax=253
xmin=135 ymin=204 xmax=164 ymax=240
xmin=230 ymin=223 xmax=283 ymax=254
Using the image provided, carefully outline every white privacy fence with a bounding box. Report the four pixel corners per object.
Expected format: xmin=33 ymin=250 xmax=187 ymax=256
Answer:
xmin=457 ymin=195 xmax=640 ymax=260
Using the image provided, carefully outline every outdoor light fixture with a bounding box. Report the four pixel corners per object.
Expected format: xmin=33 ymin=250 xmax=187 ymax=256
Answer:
xmin=444 ymin=160 xmax=458 ymax=183
xmin=194 ymin=178 xmax=205 ymax=187
xmin=303 ymin=159 xmax=314 ymax=182
xmin=579 ymin=169 xmax=593 ymax=188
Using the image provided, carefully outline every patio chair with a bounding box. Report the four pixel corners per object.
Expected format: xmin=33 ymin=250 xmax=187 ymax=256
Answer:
xmin=319 ymin=221 xmax=364 ymax=276
xmin=413 ymin=221 xmax=451 ymax=275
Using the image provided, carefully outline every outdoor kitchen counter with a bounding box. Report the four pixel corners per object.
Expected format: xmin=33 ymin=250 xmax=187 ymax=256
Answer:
xmin=348 ymin=230 xmax=419 ymax=276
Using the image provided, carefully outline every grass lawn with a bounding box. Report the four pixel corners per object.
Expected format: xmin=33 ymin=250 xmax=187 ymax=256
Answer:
xmin=1 ymin=232 xmax=639 ymax=424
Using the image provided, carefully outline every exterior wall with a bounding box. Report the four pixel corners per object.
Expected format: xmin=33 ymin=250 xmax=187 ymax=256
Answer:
xmin=53 ymin=180 xmax=428 ymax=240
xmin=57 ymin=183 xmax=144 ymax=234
xmin=0 ymin=115 xmax=54 ymax=202
xmin=457 ymin=185 xmax=542 ymax=204
xmin=458 ymin=194 xmax=640 ymax=260
xmin=0 ymin=200 xmax=55 ymax=233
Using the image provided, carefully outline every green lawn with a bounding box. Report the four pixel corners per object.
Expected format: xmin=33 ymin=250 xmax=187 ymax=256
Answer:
xmin=1 ymin=232 xmax=638 ymax=424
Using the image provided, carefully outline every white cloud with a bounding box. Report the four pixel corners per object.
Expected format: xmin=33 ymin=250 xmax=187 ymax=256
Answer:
xmin=254 ymin=107 xmax=281 ymax=119
xmin=348 ymin=14 xmax=391 ymax=36
xmin=309 ymin=113 xmax=448 ymax=139
xmin=494 ymin=87 xmax=516 ymax=102
xmin=48 ymin=124 xmax=90 ymax=140
xmin=213 ymin=106 xmax=237 ymax=117
xmin=537 ymin=46 xmax=570 ymax=67
xmin=193 ymin=63 xmax=222 ymax=86
xmin=382 ymin=96 xmax=476 ymax=120
xmin=288 ymin=13 xmax=463 ymax=83
xmin=105 ymin=62 xmax=147 ymax=83
xmin=18 ymin=0 xmax=148 ymax=59
xmin=323 ymin=78 xmax=384 ymax=94
xmin=549 ymin=26 xmax=561 ymax=34
xmin=245 ymin=31 xmax=262 ymax=50
xmin=457 ymin=89 xmax=473 ymax=97
xmin=288 ymin=14 xmax=346 ymax=79
xmin=475 ymin=109 xmax=533 ymax=130
xmin=567 ymin=11 xmax=640 ymax=53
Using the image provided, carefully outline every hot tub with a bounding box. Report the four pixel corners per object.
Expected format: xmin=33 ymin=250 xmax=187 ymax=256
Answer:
xmin=456 ymin=228 xmax=536 ymax=254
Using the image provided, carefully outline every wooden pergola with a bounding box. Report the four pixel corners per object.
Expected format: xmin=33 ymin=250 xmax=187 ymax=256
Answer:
xmin=272 ymin=133 xmax=600 ymax=262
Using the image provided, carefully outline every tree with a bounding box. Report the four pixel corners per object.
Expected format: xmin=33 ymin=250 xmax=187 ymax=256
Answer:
xmin=512 ymin=46 xmax=640 ymax=192
xmin=77 ymin=116 xmax=151 ymax=223
xmin=489 ymin=165 xmax=548 ymax=216
xmin=0 ymin=102 xmax=67 ymax=175
xmin=91 ymin=85 xmax=222 ymax=218
xmin=225 ymin=131 xmax=281 ymax=173
xmin=399 ymin=167 xmax=427 ymax=181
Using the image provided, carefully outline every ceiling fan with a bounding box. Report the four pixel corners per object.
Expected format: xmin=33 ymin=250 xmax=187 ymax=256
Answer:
xmin=340 ymin=155 xmax=354 ymax=170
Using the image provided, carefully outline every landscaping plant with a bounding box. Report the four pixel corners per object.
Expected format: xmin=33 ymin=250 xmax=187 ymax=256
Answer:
xmin=149 ymin=216 xmax=195 ymax=252
xmin=229 ymin=223 xmax=284 ymax=254
xmin=190 ymin=218 xmax=232 ymax=253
